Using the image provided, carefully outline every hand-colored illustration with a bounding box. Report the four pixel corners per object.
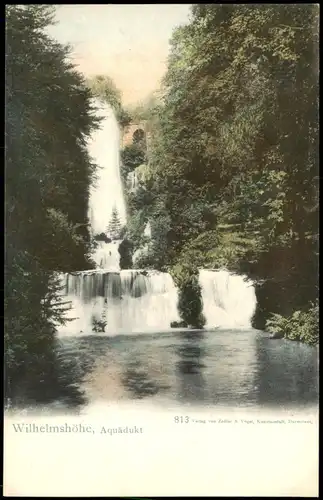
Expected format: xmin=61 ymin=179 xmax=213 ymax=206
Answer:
xmin=5 ymin=4 xmax=318 ymax=415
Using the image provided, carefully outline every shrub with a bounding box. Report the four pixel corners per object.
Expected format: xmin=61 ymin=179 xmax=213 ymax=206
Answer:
xmin=92 ymin=317 xmax=107 ymax=333
xmin=94 ymin=233 xmax=112 ymax=243
xmin=177 ymin=278 xmax=206 ymax=329
xmin=118 ymin=238 xmax=133 ymax=270
xmin=171 ymin=264 xmax=206 ymax=329
xmin=265 ymin=301 xmax=319 ymax=346
xmin=170 ymin=320 xmax=188 ymax=328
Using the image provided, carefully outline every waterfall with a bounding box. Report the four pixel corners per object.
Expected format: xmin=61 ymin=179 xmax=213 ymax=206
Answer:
xmin=57 ymin=99 xmax=257 ymax=336
xmin=127 ymin=170 xmax=139 ymax=193
xmin=199 ymin=269 xmax=257 ymax=328
xmin=59 ymin=270 xmax=181 ymax=336
xmin=85 ymin=98 xmax=127 ymax=272
xmin=88 ymin=98 xmax=126 ymax=234
xmin=58 ymin=268 xmax=256 ymax=336
xmin=57 ymin=97 xmax=182 ymax=337
xmin=143 ymin=221 xmax=152 ymax=239
xmin=92 ymin=240 xmax=122 ymax=271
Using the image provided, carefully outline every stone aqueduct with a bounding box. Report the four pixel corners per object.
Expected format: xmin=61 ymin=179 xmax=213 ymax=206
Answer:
xmin=120 ymin=121 xmax=149 ymax=150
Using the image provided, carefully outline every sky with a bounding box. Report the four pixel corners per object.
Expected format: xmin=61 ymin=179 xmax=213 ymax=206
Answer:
xmin=48 ymin=4 xmax=191 ymax=106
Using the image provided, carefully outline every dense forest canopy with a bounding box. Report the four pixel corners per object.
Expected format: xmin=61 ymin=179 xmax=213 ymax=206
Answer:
xmin=122 ymin=4 xmax=319 ymax=341
xmin=5 ymin=5 xmax=101 ymax=402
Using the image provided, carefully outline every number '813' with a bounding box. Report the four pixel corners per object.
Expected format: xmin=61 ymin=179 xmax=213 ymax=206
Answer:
xmin=174 ymin=416 xmax=189 ymax=423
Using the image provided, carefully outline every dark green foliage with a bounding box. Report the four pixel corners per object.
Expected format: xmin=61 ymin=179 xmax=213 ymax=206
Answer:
xmin=176 ymin=277 xmax=206 ymax=329
xmin=266 ymin=301 xmax=319 ymax=346
xmin=118 ymin=238 xmax=134 ymax=270
xmin=117 ymin=108 xmax=132 ymax=128
xmin=119 ymin=118 xmax=151 ymax=268
xmin=170 ymin=262 xmax=206 ymax=329
xmin=5 ymin=5 xmax=99 ymax=402
xmin=94 ymin=233 xmax=112 ymax=243
xmin=127 ymin=4 xmax=318 ymax=340
xmin=125 ymin=210 xmax=148 ymax=255
xmin=120 ymin=144 xmax=146 ymax=182
xmin=170 ymin=321 xmax=188 ymax=328
xmin=92 ymin=317 xmax=107 ymax=333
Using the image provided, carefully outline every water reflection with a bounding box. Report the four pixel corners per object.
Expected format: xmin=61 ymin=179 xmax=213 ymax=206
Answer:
xmin=7 ymin=337 xmax=89 ymax=410
xmin=254 ymin=335 xmax=319 ymax=408
xmin=175 ymin=331 xmax=206 ymax=402
xmin=7 ymin=329 xmax=319 ymax=411
xmin=122 ymin=359 xmax=160 ymax=399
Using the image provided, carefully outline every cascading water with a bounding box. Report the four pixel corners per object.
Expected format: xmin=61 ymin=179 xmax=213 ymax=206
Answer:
xmin=57 ymin=99 xmax=257 ymax=336
xmin=92 ymin=240 xmax=122 ymax=271
xmin=86 ymin=98 xmax=127 ymax=272
xmin=127 ymin=170 xmax=139 ymax=193
xmin=199 ymin=269 xmax=257 ymax=328
xmin=58 ymin=100 xmax=181 ymax=335
xmin=59 ymin=270 xmax=181 ymax=336
xmin=88 ymin=98 xmax=126 ymax=233
xmin=144 ymin=221 xmax=152 ymax=239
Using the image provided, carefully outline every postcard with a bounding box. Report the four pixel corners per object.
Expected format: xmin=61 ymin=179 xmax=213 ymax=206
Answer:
xmin=4 ymin=4 xmax=319 ymax=497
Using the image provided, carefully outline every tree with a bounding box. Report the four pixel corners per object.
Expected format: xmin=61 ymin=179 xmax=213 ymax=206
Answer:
xmin=5 ymin=5 xmax=99 ymax=403
xmin=125 ymin=4 xmax=318 ymax=341
xmin=107 ymin=206 xmax=122 ymax=240
xmin=86 ymin=74 xmax=121 ymax=109
xmin=87 ymin=74 xmax=132 ymax=127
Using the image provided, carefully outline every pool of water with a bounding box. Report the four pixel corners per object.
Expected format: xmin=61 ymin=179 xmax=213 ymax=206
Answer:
xmin=44 ymin=328 xmax=319 ymax=412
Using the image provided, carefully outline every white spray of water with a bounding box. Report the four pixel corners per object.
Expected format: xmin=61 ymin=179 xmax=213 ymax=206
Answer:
xmin=92 ymin=240 xmax=122 ymax=271
xmin=59 ymin=270 xmax=181 ymax=336
xmin=58 ymin=268 xmax=257 ymax=335
xmin=143 ymin=221 xmax=152 ymax=239
xmin=57 ymin=100 xmax=257 ymax=336
xmin=199 ymin=269 xmax=257 ymax=328
xmin=127 ymin=170 xmax=139 ymax=193
xmin=88 ymin=98 xmax=126 ymax=234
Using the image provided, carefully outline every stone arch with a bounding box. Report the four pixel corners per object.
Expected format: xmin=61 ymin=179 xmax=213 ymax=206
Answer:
xmin=121 ymin=121 xmax=147 ymax=148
